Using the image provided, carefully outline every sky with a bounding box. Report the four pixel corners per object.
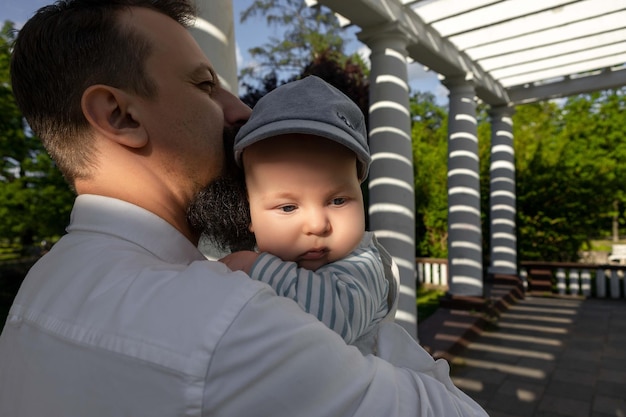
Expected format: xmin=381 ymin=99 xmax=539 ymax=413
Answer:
xmin=0 ymin=0 xmax=448 ymax=104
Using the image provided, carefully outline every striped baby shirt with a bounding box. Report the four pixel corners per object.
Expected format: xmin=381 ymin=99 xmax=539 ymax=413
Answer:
xmin=248 ymin=232 xmax=389 ymax=345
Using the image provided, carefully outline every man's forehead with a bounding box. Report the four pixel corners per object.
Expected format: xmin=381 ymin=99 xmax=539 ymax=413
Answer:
xmin=124 ymin=7 xmax=213 ymax=73
xmin=121 ymin=6 xmax=186 ymax=45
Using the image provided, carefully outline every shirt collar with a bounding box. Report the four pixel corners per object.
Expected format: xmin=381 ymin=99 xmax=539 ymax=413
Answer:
xmin=67 ymin=194 xmax=206 ymax=265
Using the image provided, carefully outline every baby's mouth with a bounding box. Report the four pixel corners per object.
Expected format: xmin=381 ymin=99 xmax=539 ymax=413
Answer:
xmin=299 ymin=248 xmax=328 ymax=261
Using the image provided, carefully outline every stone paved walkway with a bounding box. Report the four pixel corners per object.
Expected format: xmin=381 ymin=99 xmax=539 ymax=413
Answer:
xmin=449 ymin=296 xmax=626 ymax=417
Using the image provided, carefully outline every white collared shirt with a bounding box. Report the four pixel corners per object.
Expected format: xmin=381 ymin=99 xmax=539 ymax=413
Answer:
xmin=0 ymin=194 xmax=486 ymax=417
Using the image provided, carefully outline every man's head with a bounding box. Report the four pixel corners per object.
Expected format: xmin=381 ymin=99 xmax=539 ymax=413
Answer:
xmin=12 ymin=0 xmax=251 ymax=242
xmin=11 ymin=0 xmax=196 ymax=186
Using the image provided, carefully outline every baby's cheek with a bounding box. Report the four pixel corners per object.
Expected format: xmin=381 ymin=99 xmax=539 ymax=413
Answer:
xmin=256 ymin=238 xmax=296 ymax=262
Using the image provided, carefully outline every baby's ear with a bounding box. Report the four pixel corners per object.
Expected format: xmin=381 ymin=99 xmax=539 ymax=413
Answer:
xmin=81 ymin=85 xmax=148 ymax=149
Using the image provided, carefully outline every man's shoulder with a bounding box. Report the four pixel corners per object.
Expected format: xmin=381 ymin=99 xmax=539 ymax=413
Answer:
xmin=9 ymin=244 xmax=273 ymax=367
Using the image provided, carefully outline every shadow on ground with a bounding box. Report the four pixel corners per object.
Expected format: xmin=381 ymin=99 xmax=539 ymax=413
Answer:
xmin=447 ymin=296 xmax=626 ymax=417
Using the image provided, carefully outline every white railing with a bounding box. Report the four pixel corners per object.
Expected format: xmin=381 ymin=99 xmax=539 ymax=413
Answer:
xmin=521 ymin=262 xmax=626 ymax=299
xmin=416 ymin=258 xmax=448 ymax=287
xmin=415 ymin=258 xmax=626 ymax=299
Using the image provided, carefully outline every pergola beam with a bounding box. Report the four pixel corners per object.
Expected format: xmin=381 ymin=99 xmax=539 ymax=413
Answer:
xmin=507 ymin=67 xmax=626 ymax=105
xmin=318 ymin=0 xmax=510 ymax=105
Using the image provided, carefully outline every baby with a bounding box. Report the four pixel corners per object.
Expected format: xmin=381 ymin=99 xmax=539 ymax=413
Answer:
xmin=222 ymin=76 xmax=398 ymax=350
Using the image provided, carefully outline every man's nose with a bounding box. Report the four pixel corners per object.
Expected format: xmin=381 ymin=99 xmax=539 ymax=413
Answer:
xmin=218 ymin=87 xmax=252 ymax=127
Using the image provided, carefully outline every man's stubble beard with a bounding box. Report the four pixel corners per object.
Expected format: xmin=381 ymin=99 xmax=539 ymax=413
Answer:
xmin=186 ymin=126 xmax=256 ymax=252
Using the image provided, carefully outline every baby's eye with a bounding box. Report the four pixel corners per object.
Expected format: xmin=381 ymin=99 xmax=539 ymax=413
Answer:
xmin=280 ymin=205 xmax=297 ymax=213
xmin=331 ymin=198 xmax=346 ymax=206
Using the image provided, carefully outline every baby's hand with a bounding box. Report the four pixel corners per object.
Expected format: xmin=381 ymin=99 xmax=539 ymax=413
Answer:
xmin=220 ymin=251 xmax=259 ymax=274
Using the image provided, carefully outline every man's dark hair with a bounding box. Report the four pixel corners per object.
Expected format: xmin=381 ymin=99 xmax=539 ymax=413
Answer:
xmin=10 ymin=0 xmax=196 ymax=185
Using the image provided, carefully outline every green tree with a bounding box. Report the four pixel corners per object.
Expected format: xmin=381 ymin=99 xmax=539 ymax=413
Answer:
xmin=0 ymin=21 xmax=74 ymax=253
xmin=514 ymin=89 xmax=626 ymax=261
xmin=477 ymin=102 xmax=494 ymax=266
xmin=411 ymin=91 xmax=448 ymax=257
xmin=239 ymin=0 xmax=352 ymax=86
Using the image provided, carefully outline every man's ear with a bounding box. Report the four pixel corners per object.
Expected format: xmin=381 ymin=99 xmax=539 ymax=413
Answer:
xmin=81 ymin=85 xmax=148 ymax=149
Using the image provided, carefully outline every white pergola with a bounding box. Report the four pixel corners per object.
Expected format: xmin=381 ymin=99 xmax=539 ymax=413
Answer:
xmin=194 ymin=0 xmax=626 ymax=339
xmin=322 ymin=0 xmax=626 ymax=105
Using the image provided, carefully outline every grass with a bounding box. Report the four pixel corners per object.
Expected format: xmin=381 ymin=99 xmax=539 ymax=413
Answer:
xmin=417 ymin=285 xmax=446 ymax=323
xmin=0 ymin=243 xmax=21 ymax=262
xmin=586 ymin=238 xmax=626 ymax=252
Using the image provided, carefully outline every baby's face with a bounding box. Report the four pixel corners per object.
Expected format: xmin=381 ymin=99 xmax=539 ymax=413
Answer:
xmin=243 ymin=134 xmax=365 ymax=271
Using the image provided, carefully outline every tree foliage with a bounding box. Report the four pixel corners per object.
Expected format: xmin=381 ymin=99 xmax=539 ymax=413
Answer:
xmin=0 ymin=21 xmax=74 ymax=252
xmin=411 ymin=92 xmax=448 ymax=257
xmin=515 ymin=89 xmax=626 ymax=261
xmin=239 ymin=0 xmax=356 ymax=88
xmin=410 ymin=88 xmax=626 ymax=262
xmin=237 ymin=0 xmax=370 ymax=117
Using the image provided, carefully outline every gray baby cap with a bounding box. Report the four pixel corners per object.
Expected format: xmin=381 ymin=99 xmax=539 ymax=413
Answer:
xmin=234 ymin=75 xmax=371 ymax=182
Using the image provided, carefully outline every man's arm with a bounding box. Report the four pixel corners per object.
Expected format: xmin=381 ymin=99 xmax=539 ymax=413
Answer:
xmin=203 ymin=288 xmax=487 ymax=417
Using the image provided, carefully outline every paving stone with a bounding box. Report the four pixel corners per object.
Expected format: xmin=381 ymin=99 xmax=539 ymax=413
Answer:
xmin=607 ymin=333 xmax=626 ymax=343
xmin=488 ymin=411 xmax=524 ymax=417
xmin=557 ymin=357 xmax=602 ymax=373
xmin=594 ymin=380 xmax=626 ymax=398
xmin=537 ymin=394 xmax=590 ymax=417
xmin=451 ymin=366 xmax=510 ymax=387
xmin=488 ymin=393 xmax=538 ymax=417
xmin=544 ymin=379 xmax=594 ymax=402
xmin=421 ymin=295 xmax=625 ymax=417
xmin=496 ymin=379 xmax=546 ymax=402
xmin=603 ymin=345 xmax=626 ymax=360
xmin=457 ymin=346 xmax=523 ymax=364
xmin=515 ymin=357 xmax=558 ymax=378
xmin=450 ymin=375 xmax=488 ymax=394
xmin=551 ymin=368 xmax=597 ymax=387
xmin=561 ymin=339 xmax=603 ymax=351
xmin=600 ymin=359 xmax=626 ymax=372
xmin=597 ymin=368 xmax=626 ymax=384
xmin=592 ymin=394 xmax=626 ymax=416
xmin=590 ymin=413 xmax=619 ymax=417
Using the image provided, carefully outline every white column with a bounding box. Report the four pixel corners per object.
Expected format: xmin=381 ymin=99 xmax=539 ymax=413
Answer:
xmin=191 ymin=0 xmax=239 ymax=94
xmin=443 ymin=77 xmax=483 ymax=297
xmin=359 ymin=24 xmax=416 ymax=339
xmin=488 ymin=106 xmax=518 ymax=277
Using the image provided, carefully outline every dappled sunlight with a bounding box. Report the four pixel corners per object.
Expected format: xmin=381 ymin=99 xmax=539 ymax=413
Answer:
xmin=516 ymin=388 xmax=538 ymax=402
xmin=496 ymin=321 xmax=568 ymax=334
xmin=369 ymin=126 xmax=411 ymax=141
xmin=448 ymin=295 xmax=570 ymax=410
xmin=452 ymin=376 xmax=483 ymax=392
xmin=454 ymin=357 xmax=547 ymax=379
xmin=445 ymin=296 xmax=626 ymax=416
xmin=500 ymin=313 xmax=573 ymax=324
xmin=369 ymin=100 xmax=411 ymax=116
xmin=465 ymin=342 xmax=555 ymax=361
xmin=479 ymin=332 xmax=562 ymax=347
